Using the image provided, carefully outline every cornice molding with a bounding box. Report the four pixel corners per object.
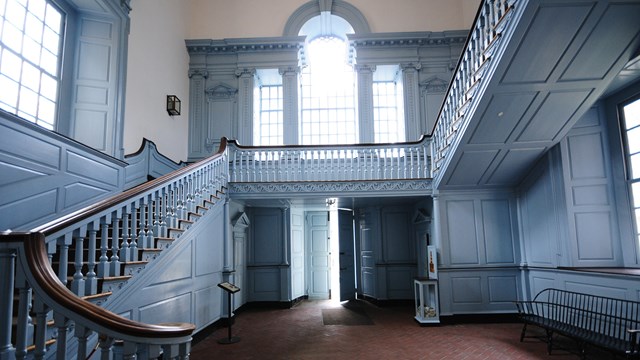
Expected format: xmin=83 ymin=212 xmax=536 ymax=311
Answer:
xmin=186 ymin=37 xmax=305 ymax=54
xmin=349 ymin=31 xmax=468 ymax=49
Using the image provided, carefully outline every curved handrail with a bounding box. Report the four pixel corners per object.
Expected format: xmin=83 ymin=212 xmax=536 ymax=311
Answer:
xmin=227 ymin=134 xmax=429 ymax=150
xmin=14 ymin=231 xmax=195 ymax=340
xmin=32 ymin=138 xmax=228 ymax=235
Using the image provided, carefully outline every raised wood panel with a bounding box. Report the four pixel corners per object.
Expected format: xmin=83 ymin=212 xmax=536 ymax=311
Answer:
xmin=76 ymin=85 xmax=109 ymax=105
xmin=74 ymin=109 xmax=108 ymax=151
xmin=386 ymin=267 xmax=415 ymax=299
xmin=194 ymin=285 xmax=222 ymax=329
xmin=531 ymin=276 xmax=556 ymax=297
xmin=487 ymin=148 xmax=546 ymax=185
xmin=469 ymin=93 xmax=537 ymax=144
xmin=382 ymin=209 xmax=411 ymax=262
xmin=63 ymin=183 xmax=109 ymax=208
xmin=560 ymin=3 xmax=640 ymax=82
xmin=445 ymin=200 xmax=479 ymax=265
xmin=574 ymin=212 xmax=614 ymax=261
xmin=0 ymin=124 xmax=61 ymax=168
xmin=0 ymin=189 xmax=58 ymax=229
xmin=195 ymin=216 xmax=224 ymax=276
xmin=522 ymin=168 xmax=557 ymax=266
xmin=447 ymin=150 xmax=498 ymax=186
xmin=572 ymin=185 xmax=609 ymax=206
xmin=573 ymin=106 xmax=600 ymax=128
xmin=0 ymin=161 xmax=48 ymax=187
xmin=567 ymin=132 xmax=606 ymax=179
xmin=77 ymin=42 xmax=111 ymax=81
xmin=80 ymin=18 xmax=113 ymax=39
xmin=150 ymin=243 xmax=193 ymax=284
xmin=501 ymin=3 xmax=592 ymax=84
xmin=487 ymin=276 xmax=517 ymax=303
xmin=517 ymin=90 xmax=592 ymax=142
xmin=361 ymin=269 xmax=375 ymax=297
xmin=249 ymin=268 xmax=281 ymax=301
xmin=564 ymin=281 xmax=628 ymax=300
xmin=139 ymin=292 xmax=192 ymax=325
xmin=252 ymin=211 xmax=283 ymax=264
xmin=451 ymin=277 xmax=482 ymax=304
xmin=66 ymin=150 xmax=119 ymax=186
xmin=481 ymin=199 xmax=515 ymax=264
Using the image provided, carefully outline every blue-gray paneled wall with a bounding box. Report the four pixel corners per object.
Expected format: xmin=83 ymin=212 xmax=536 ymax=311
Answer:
xmin=104 ymin=201 xmax=226 ymax=331
xmin=247 ymin=207 xmax=289 ymax=302
xmin=0 ymin=113 xmax=126 ymax=231
xmin=436 ymin=191 xmax=521 ymax=315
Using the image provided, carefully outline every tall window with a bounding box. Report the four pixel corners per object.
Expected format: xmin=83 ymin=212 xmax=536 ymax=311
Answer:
xmin=621 ymin=97 xmax=640 ymax=246
xmin=0 ymin=0 xmax=63 ymax=130
xmin=373 ymin=65 xmax=405 ymax=143
xmin=300 ymin=37 xmax=357 ymax=145
xmin=255 ymin=84 xmax=283 ymax=145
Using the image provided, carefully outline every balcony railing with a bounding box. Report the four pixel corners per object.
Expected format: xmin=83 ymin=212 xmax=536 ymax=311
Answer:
xmin=0 ymin=140 xmax=228 ymax=360
xmin=228 ymin=137 xmax=431 ymax=183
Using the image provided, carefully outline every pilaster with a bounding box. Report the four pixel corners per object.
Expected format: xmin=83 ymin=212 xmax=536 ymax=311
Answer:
xmin=401 ymin=63 xmax=422 ymax=141
xmin=235 ymin=68 xmax=256 ymax=145
xmin=279 ymin=66 xmax=300 ymax=144
xmin=187 ymin=69 xmax=209 ymax=161
xmin=355 ymin=64 xmax=376 ymax=143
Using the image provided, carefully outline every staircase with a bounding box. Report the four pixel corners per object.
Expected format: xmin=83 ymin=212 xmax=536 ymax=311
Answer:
xmin=1 ymin=140 xmax=228 ymax=359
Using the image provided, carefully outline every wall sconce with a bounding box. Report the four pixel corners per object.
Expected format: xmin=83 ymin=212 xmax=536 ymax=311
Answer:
xmin=166 ymin=95 xmax=181 ymax=116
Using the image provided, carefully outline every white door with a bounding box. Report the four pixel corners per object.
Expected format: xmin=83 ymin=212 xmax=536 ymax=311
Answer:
xmin=338 ymin=209 xmax=356 ymax=301
xmin=306 ymin=212 xmax=330 ymax=299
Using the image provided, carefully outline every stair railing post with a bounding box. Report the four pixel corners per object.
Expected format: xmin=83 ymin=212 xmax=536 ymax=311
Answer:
xmin=53 ymin=313 xmax=68 ymax=360
xmin=120 ymin=207 xmax=131 ymax=265
xmin=127 ymin=203 xmax=137 ymax=262
xmin=86 ymin=223 xmax=98 ymax=295
xmin=13 ymin=270 xmax=31 ymax=360
xmin=71 ymin=226 xmax=87 ymax=296
xmin=97 ymin=217 xmax=111 ymax=278
xmin=32 ymin=298 xmax=49 ymax=360
xmin=109 ymin=210 xmax=121 ymax=277
xmin=0 ymin=248 xmax=16 ymax=360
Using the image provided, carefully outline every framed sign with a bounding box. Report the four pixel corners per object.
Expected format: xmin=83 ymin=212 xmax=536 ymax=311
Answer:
xmin=218 ymin=282 xmax=240 ymax=293
xmin=427 ymin=245 xmax=438 ymax=280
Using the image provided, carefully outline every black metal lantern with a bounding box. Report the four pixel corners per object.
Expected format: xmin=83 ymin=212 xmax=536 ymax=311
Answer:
xmin=166 ymin=95 xmax=181 ymax=116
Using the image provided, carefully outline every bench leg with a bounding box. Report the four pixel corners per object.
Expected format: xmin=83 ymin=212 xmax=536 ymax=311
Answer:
xmin=545 ymin=329 xmax=553 ymax=355
xmin=519 ymin=323 xmax=528 ymax=342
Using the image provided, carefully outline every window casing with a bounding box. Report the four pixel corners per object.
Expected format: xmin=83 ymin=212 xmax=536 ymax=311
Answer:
xmin=0 ymin=0 xmax=63 ymax=130
xmin=621 ymin=96 xmax=640 ymax=247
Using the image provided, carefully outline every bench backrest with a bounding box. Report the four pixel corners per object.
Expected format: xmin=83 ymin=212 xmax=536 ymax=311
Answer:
xmin=533 ymin=288 xmax=640 ymax=342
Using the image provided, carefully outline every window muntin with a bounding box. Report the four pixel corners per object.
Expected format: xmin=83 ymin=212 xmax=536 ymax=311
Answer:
xmin=373 ymin=80 xmax=405 ymax=143
xmin=0 ymin=0 xmax=63 ymax=130
xmin=622 ymin=97 xmax=640 ymax=247
xmin=255 ymin=84 xmax=283 ymax=146
xmin=299 ymin=37 xmax=357 ymax=145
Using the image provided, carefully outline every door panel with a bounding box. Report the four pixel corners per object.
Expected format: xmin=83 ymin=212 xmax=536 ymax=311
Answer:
xmin=307 ymin=212 xmax=330 ymax=299
xmin=339 ymin=209 xmax=356 ymax=301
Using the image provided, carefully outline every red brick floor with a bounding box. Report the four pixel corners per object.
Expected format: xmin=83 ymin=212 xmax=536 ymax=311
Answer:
xmin=190 ymin=299 xmax=589 ymax=360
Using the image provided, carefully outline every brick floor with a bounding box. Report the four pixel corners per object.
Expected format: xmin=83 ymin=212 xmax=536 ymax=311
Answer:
xmin=190 ymin=299 xmax=589 ymax=359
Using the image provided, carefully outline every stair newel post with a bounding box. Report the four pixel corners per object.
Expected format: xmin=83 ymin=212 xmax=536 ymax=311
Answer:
xmin=97 ymin=216 xmax=110 ymax=278
xmin=71 ymin=226 xmax=87 ymax=296
xmin=129 ymin=202 xmax=138 ymax=261
xmin=120 ymin=206 xmax=131 ymax=267
xmin=0 ymin=248 xmax=16 ymax=360
xmin=14 ymin=263 xmax=31 ymax=360
xmin=109 ymin=210 xmax=121 ymax=277
xmin=56 ymin=234 xmax=71 ymax=286
xmin=32 ymin=298 xmax=49 ymax=360
xmin=86 ymin=221 xmax=98 ymax=295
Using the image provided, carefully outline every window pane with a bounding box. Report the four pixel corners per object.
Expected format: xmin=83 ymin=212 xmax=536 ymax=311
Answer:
xmin=1 ymin=0 xmax=63 ymax=128
xmin=623 ymin=98 xmax=640 ymax=129
xmin=632 ymin=182 xmax=640 ymax=208
xmin=628 ymin=126 xmax=640 ymax=155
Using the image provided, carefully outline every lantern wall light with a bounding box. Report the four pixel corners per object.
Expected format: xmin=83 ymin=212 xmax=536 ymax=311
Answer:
xmin=166 ymin=95 xmax=181 ymax=116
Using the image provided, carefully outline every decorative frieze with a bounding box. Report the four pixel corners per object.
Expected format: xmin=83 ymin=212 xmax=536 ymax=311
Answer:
xmin=229 ymin=180 xmax=433 ymax=196
xmin=349 ymin=32 xmax=467 ymax=49
xmin=186 ymin=38 xmax=304 ymax=54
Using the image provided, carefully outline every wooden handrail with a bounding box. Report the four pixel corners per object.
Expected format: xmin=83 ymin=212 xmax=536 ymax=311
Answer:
xmin=227 ymin=135 xmax=429 ymax=150
xmin=11 ymin=232 xmax=195 ymax=340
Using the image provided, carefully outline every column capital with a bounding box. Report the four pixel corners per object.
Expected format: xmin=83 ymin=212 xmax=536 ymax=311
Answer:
xmin=188 ymin=69 xmax=209 ymax=79
xmin=235 ymin=68 xmax=256 ymax=77
xmin=400 ymin=62 xmax=422 ymax=71
xmin=354 ymin=64 xmax=376 ymax=73
xmin=278 ymin=66 xmax=300 ymax=76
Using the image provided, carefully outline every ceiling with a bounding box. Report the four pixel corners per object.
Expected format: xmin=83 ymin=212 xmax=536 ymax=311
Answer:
xmin=435 ymin=0 xmax=640 ymax=190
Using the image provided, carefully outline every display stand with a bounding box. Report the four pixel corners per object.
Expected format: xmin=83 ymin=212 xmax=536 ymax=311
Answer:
xmin=217 ymin=282 xmax=241 ymax=344
xmin=414 ymin=278 xmax=440 ymax=324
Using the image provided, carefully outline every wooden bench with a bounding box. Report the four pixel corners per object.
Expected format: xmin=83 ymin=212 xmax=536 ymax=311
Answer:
xmin=515 ymin=288 xmax=640 ymax=359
